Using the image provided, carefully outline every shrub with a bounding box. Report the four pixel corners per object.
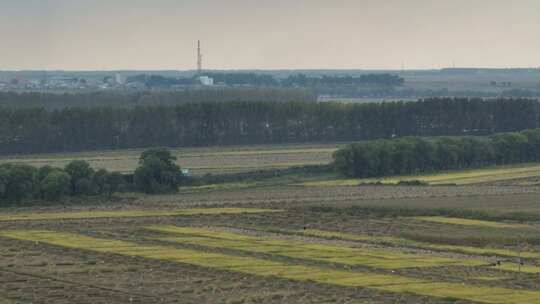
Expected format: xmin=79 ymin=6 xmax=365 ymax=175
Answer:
xmin=397 ymin=180 xmax=429 ymax=186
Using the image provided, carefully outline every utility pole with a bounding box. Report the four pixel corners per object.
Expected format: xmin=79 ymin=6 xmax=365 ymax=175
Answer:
xmin=197 ymin=40 xmax=203 ymax=75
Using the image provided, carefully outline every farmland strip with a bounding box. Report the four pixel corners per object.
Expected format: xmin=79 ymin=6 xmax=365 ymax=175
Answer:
xmin=2 ymin=230 xmax=540 ymax=304
xmin=297 ymin=228 xmax=540 ymax=259
xmin=147 ymin=225 xmax=483 ymax=269
xmin=413 ymin=217 xmax=528 ymax=229
xmin=0 ymin=208 xmax=282 ymax=222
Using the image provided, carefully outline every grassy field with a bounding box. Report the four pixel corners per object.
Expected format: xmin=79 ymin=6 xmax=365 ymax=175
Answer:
xmin=0 ymin=143 xmax=340 ymax=175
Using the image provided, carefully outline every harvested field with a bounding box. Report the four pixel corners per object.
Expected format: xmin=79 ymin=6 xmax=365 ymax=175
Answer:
xmin=297 ymin=229 xmax=540 ymax=259
xmin=303 ymin=162 xmax=540 ymax=186
xmin=0 ymin=208 xmax=280 ymax=222
xmin=0 ymin=298 xmax=15 ymax=304
xmin=0 ymin=143 xmax=339 ymax=175
xmin=2 ymin=182 xmax=540 ymax=303
xmin=147 ymin=226 xmax=483 ymax=269
xmin=3 ymin=230 xmax=540 ymax=304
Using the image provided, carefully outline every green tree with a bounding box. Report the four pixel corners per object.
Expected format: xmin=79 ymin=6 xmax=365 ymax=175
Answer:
xmin=0 ymin=166 xmax=9 ymax=204
xmin=92 ymin=169 xmax=111 ymax=196
xmin=41 ymin=170 xmax=71 ymax=201
xmin=134 ymin=148 xmax=182 ymax=194
xmin=65 ymin=160 xmax=95 ymax=195
xmin=1 ymin=164 xmax=38 ymax=202
xmin=489 ymin=133 xmax=529 ymax=164
xmin=37 ymin=165 xmax=56 ymax=182
xmin=106 ymin=172 xmax=125 ymax=196
xmin=92 ymin=169 xmax=125 ymax=196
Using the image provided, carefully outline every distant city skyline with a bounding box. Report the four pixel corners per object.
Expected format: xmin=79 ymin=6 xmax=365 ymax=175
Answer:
xmin=1 ymin=0 xmax=540 ymax=70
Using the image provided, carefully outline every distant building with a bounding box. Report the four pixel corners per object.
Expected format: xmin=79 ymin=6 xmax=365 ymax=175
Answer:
xmin=198 ymin=76 xmax=214 ymax=86
xmin=115 ymin=73 xmax=126 ymax=85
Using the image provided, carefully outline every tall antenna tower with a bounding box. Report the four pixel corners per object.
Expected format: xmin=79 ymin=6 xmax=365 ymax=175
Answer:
xmin=197 ymin=40 xmax=203 ymax=74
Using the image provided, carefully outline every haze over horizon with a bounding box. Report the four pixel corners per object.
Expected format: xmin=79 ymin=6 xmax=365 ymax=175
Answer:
xmin=2 ymin=0 xmax=540 ymax=71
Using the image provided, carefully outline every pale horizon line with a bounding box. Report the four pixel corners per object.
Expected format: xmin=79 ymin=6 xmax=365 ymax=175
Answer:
xmin=2 ymin=66 xmax=540 ymax=73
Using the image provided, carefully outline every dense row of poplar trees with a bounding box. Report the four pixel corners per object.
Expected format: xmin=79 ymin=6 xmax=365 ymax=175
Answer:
xmin=0 ymin=89 xmax=316 ymax=109
xmin=334 ymin=128 xmax=540 ymax=178
xmin=0 ymin=98 xmax=539 ymax=154
xmin=125 ymin=73 xmax=403 ymax=88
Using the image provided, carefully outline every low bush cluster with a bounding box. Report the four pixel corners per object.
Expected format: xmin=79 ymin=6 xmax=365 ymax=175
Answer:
xmin=334 ymin=128 xmax=540 ymax=178
xmin=0 ymin=148 xmax=184 ymax=205
xmin=0 ymin=161 xmax=124 ymax=205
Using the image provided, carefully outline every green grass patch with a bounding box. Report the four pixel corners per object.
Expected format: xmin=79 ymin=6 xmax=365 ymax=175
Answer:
xmin=413 ymin=216 xmax=529 ymax=229
xmin=3 ymin=229 xmax=540 ymax=304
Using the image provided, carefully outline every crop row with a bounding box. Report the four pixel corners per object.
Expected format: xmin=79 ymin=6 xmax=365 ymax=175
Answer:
xmin=298 ymin=229 xmax=540 ymax=260
xmin=147 ymin=226 xmax=482 ymax=269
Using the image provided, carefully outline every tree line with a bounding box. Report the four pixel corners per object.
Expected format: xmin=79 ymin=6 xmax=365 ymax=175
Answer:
xmin=0 ymin=98 xmax=539 ymax=155
xmin=0 ymin=89 xmax=316 ymax=110
xmin=334 ymin=128 xmax=540 ymax=178
xmin=281 ymin=74 xmax=404 ymax=87
xmin=202 ymin=73 xmax=279 ymax=86
xmin=0 ymin=148 xmax=183 ymax=206
xmin=124 ymin=73 xmax=403 ymax=88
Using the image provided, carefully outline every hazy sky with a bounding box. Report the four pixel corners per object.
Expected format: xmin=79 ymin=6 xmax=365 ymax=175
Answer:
xmin=1 ymin=0 xmax=539 ymax=70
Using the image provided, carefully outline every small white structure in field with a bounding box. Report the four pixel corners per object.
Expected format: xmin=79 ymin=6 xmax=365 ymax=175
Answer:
xmin=181 ymin=169 xmax=192 ymax=177
xmin=198 ymin=76 xmax=214 ymax=86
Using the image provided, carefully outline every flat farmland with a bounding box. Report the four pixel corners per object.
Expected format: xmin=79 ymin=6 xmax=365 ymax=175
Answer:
xmin=2 ymin=183 xmax=540 ymax=303
xmin=0 ymin=143 xmax=341 ymax=175
xmin=303 ymin=162 xmax=540 ymax=187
